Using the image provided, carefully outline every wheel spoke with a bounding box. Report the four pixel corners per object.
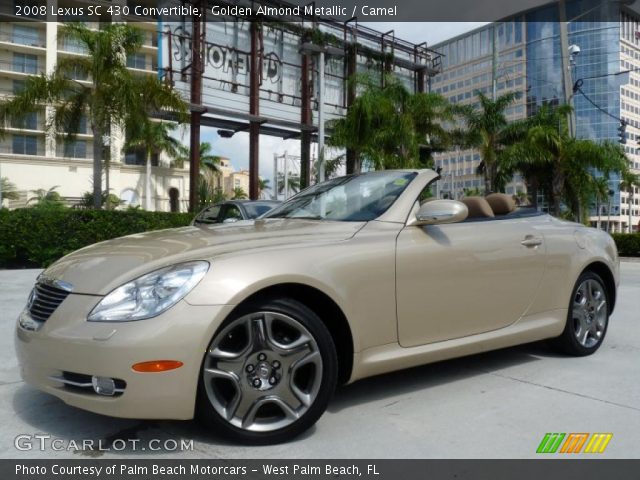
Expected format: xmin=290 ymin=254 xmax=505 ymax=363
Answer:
xmin=270 ymin=396 xmax=301 ymax=421
xmin=276 ymin=382 xmax=305 ymax=410
xmin=231 ymin=390 xmax=262 ymax=428
xmin=580 ymin=327 xmax=590 ymax=346
xmin=209 ymin=346 xmax=244 ymax=360
xmin=264 ymin=313 xmax=311 ymax=352
xmin=249 ymin=317 xmax=268 ymax=350
xmin=596 ymin=300 xmax=606 ymax=313
xmin=586 ymin=281 xmax=594 ymax=302
xmin=203 ymin=367 xmax=238 ymax=383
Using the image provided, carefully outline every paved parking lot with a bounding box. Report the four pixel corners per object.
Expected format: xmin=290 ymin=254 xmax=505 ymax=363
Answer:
xmin=1 ymin=263 xmax=639 ymax=459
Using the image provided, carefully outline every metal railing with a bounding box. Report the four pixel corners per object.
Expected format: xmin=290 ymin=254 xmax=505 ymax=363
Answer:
xmin=0 ymin=30 xmax=46 ymax=48
xmin=0 ymin=58 xmax=41 ymax=74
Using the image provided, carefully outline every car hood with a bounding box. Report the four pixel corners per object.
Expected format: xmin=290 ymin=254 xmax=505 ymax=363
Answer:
xmin=42 ymin=219 xmax=365 ymax=295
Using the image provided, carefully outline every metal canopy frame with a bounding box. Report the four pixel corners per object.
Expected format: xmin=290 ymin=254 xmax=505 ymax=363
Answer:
xmin=168 ymin=0 xmax=444 ymax=207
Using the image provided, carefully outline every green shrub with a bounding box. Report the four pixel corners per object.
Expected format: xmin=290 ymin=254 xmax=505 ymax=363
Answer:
xmin=611 ymin=233 xmax=640 ymax=257
xmin=0 ymin=209 xmax=193 ymax=268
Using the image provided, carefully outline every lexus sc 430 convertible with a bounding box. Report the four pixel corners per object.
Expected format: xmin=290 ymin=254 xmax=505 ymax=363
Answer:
xmin=15 ymin=169 xmax=618 ymax=444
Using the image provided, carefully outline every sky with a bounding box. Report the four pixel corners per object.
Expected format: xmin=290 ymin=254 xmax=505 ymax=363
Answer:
xmin=203 ymin=23 xmax=489 ymax=186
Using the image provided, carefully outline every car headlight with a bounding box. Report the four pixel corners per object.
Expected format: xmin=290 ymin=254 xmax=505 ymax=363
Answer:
xmin=88 ymin=261 xmax=209 ymax=322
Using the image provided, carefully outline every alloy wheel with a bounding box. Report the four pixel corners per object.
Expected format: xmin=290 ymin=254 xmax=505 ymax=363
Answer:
xmin=572 ymin=278 xmax=607 ymax=349
xmin=202 ymin=311 xmax=323 ymax=432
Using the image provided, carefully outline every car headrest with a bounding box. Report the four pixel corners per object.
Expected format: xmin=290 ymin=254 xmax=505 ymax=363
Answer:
xmin=485 ymin=193 xmax=516 ymax=215
xmin=460 ymin=197 xmax=495 ymax=218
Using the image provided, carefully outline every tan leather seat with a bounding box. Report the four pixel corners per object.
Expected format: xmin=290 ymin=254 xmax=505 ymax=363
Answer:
xmin=485 ymin=193 xmax=516 ymax=215
xmin=460 ymin=196 xmax=494 ymax=218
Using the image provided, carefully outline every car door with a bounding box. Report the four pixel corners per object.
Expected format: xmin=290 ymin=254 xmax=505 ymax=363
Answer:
xmin=193 ymin=204 xmax=221 ymax=225
xmin=218 ymin=204 xmax=244 ymax=223
xmin=395 ymin=217 xmax=547 ymax=347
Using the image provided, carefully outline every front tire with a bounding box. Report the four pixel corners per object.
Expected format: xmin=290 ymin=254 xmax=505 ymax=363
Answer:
xmin=196 ymin=298 xmax=338 ymax=444
xmin=554 ymin=271 xmax=610 ymax=356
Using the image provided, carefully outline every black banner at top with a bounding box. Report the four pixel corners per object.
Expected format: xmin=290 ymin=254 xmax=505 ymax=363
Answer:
xmin=2 ymin=0 xmax=637 ymax=23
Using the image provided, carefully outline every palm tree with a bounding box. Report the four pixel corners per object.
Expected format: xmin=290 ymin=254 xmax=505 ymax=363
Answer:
xmin=461 ymin=90 xmax=522 ymax=193
xmin=620 ymin=170 xmax=640 ymax=233
xmin=277 ymin=173 xmax=300 ymax=198
xmin=591 ymin=176 xmax=610 ymax=230
xmin=79 ymin=190 xmax=123 ymax=210
xmin=176 ymin=142 xmax=224 ymax=207
xmin=258 ymin=177 xmax=271 ymax=199
xmin=1 ymin=177 xmax=19 ymax=203
xmin=502 ymin=105 xmax=630 ymax=219
xmin=0 ymin=24 xmax=187 ymax=209
xmin=125 ymin=121 xmax=181 ymax=211
xmin=232 ymin=187 xmax=248 ymax=200
xmin=175 ymin=142 xmax=221 ymax=172
xmin=27 ymin=186 xmax=64 ymax=207
xmin=313 ymin=156 xmax=342 ymax=183
xmin=328 ymin=74 xmax=456 ymax=173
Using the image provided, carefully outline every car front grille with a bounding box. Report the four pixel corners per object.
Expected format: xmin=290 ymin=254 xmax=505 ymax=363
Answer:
xmin=28 ymin=281 xmax=71 ymax=322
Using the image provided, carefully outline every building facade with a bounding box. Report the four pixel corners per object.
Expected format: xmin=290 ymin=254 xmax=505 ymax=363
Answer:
xmin=0 ymin=12 xmax=192 ymax=211
xmin=431 ymin=1 xmax=640 ymax=232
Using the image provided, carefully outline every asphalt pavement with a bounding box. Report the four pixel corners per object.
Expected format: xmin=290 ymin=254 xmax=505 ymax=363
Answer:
xmin=1 ymin=263 xmax=638 ymax=459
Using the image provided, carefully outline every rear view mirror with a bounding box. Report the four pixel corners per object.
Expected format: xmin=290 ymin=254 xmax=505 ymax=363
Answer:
xmin=411 ymin=200 xmax=468 ymax=226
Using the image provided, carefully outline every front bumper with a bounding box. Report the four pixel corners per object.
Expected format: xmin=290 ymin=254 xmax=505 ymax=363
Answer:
xmin=15 ymin=293 xmax=234 ymax=420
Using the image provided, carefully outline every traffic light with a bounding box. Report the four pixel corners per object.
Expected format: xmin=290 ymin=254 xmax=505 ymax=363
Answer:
xmin=618 ymin=121 xmax=627 ymax=144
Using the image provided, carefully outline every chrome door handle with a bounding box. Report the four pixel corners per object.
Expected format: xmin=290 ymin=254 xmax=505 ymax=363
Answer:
xmin=521 ymin=236 xmax=543 ymax=247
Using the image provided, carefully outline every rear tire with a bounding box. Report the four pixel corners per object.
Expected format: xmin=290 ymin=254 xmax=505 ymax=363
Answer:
xmin=553 ymin=271 xmax=609 ymax=356
xmin=196 ymin=298 xmax=338 ymax=444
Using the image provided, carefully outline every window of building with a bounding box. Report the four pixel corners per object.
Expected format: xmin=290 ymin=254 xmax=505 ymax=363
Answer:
xmin=13 ymin=53 xmax=38 ymax=74
xmin=127 ymin=53 xmax=146 ymax=70
xmin=67 ymin=64 xmax=88 ymax=80
xmin=13 ymin=25 xmax=41 ymax=47
xmin=13 ymin=80 xmax=25 ymax=94
xmin=515 ymin=20 xmax=523 ymax=44
xmin=12 ymin=134 xmax=38 ymax=155
xmin=63 ymin=140 xmax=87 ymax=158
xmin=64 ymin=115 xmax=88 ymax=134
xmin=11 ymin=111 xmax=37 ymax=130
xmin=124 ymin=149 xmax=159 ymax=166
xmin=60 ymin=35 xmax=88 ymax=54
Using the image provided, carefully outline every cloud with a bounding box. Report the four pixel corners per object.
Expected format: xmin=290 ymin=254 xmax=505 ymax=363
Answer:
xmin=360 ymin=22 xmax=489 ymax=46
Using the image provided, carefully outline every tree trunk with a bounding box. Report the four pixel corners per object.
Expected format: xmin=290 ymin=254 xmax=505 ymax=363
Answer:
xmin=145 ymin=151 xmax=153 ymax=211
xmin=104 ymin=141 xmax=110 ymax=210
xmin=346 ymin=148 xmax=357 ymax=174
xmin=551 ymin=171 xmax=565 ymax=217
xmin=528 ymin=178 xmax=539 ymax=209
xmin=91 ymin=124 xmax=103 ymax=210
xmin=484 ymin=166 xmax=492 ymax=195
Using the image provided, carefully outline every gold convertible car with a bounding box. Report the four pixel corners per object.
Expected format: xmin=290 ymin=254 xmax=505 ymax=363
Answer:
xmin=15 ymin=169 xmax=619 ymax=444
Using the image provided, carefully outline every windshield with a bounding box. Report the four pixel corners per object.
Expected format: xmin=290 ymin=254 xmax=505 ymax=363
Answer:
xmin=264 ymin=171 xmax=417 ymax=221
xmin=244 ymin=203 xmax=279 ymax=218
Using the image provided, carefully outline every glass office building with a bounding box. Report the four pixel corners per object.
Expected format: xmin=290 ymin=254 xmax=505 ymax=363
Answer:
xmin=431 ymin=0 xmax=640 ymax=232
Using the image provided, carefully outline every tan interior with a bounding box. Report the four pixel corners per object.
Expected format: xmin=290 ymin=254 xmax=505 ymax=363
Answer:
xmin=485 ymin=193 xmax=517 ymax=215
xmin=460 ymin=197 xmax=495 ymax=218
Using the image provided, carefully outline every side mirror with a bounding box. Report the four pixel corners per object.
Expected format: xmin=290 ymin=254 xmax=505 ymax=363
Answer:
xmin=411 ymin=200 xmax=468 ymax=226
xmin=222 ymin=217 xmax=239 ymax=224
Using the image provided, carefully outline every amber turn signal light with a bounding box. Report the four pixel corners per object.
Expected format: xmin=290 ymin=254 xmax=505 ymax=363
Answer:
xmin=132 ymin=360 xmax=183 ymax=372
